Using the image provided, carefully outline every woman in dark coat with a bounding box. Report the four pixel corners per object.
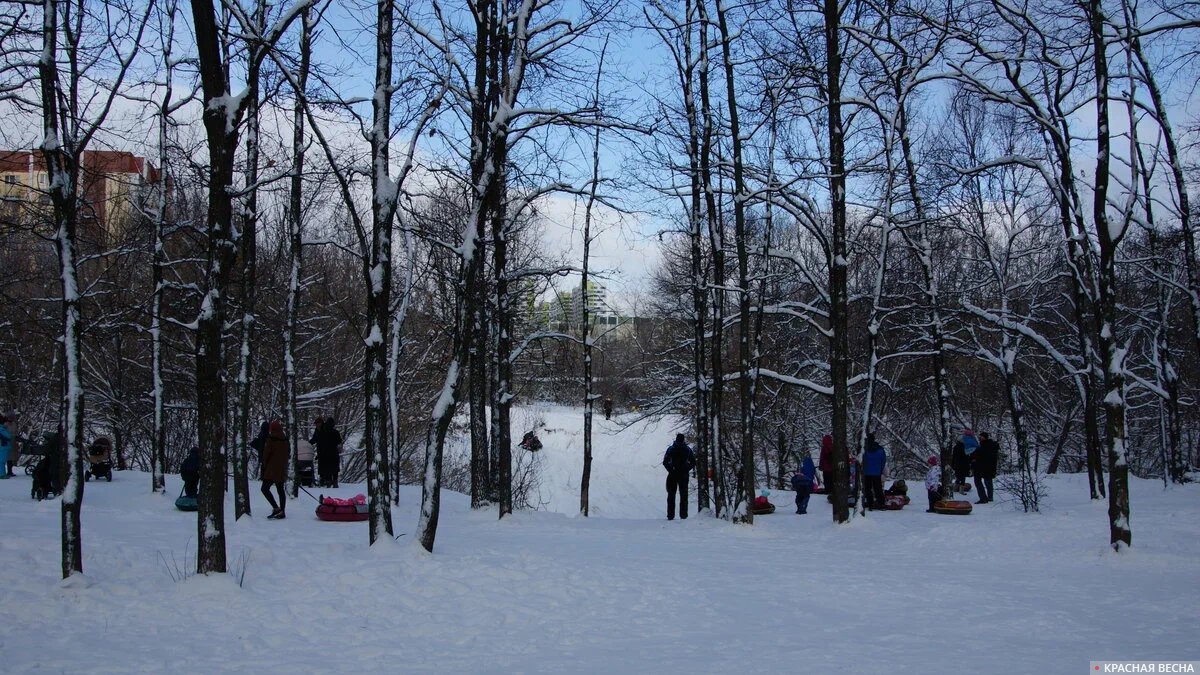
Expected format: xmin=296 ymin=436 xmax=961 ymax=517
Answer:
xmin=251 ymin=421 xmax=270 ymax=481
xmin=261 ymin=420 xmax=289 ymax=519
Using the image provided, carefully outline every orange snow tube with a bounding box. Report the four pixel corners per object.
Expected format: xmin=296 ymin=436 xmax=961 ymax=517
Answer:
xmin=932 ymin=500 xmax=972 ymax=515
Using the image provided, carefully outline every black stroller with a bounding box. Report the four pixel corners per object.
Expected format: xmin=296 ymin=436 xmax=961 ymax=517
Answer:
xmin=85 ymin=437 xmax=114 ymax=482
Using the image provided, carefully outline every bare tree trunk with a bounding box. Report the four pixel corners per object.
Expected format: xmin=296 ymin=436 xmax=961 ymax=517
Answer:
xmin=824 ymin=0 xmax=851 ymax=525
xmin=1088 ymin=0 xmax=1130 ymax=550
xmin=365 ymin=0 xmax=396 ymax=543
xmin=40 ymin=0 xmax=84 ymax=578
xmin=578 ymin=41 xmax=607 ymax=517
xmin=714 ymin=0 xmax=755 ymax=524
xmin=682 ymin=0 xmax=711 ymax=512
xmin=468 ymin=271 xmax=489 ymax=508
xmin=233 ymin=0 xmax=265 ymax=517
xmin=696 ymin=0 xmax=724 ymax=517
xmin=150 ymin=0 xmax=180 ymax=495
xmin=191 ymin=0 xmax=237 ymax=575
xmin=284 ymin=6 xmax=312 ymax=503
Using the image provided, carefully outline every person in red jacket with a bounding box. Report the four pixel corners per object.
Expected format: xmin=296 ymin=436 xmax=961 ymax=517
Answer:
xmin=818 ymin=434 xmax=834 ymax=501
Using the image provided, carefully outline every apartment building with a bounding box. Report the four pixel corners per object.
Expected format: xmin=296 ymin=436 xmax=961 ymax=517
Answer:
xmin=0 ymin=149 xmax=162 ymax=245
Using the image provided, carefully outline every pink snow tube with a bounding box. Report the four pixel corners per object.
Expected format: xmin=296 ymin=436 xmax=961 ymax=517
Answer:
xmin=316 ymin=494 xmax=369 ymax=521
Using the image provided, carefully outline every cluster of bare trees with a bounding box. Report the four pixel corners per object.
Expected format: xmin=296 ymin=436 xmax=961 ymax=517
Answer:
xmin=0 ymin=0 xmax=1196 ymax=580
xmin=2 ymin=0 xmax=628 ymax=577
xmin=637 ymin=0 xmax=1198 ymax=547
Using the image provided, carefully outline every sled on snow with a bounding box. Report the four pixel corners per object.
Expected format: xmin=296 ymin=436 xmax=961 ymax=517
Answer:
xmin=316 ymin=494 xmax=369 ymax=522
xmin=751 ymin=496 xmax=776 ymax=515
xmin=931 ymin=500 xmax=972 ymax=515
xmin=175 ymin=487 xmax=198 ymax=512
xmin=881 ymin=494 xmax=910 ymax=510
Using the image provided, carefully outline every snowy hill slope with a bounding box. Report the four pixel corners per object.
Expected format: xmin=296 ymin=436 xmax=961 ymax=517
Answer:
xmin=1 ymin=406 xmax=1198 ymax=673
xmin=514 ymin=403 xmax=685 ymax=517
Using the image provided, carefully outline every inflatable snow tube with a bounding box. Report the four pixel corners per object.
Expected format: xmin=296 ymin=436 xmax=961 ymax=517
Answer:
xmin=316 ymin=503 xmax=369 ymax=522
xmin=750 ymin=496 xmax=776 ymax=515
xmin=881 ymin=494 xmax=911 ymax=510
xmin=175 ymin=495 xmax=198 ymax=511
xmin=932 ymin=500 xmax=972 ymax=515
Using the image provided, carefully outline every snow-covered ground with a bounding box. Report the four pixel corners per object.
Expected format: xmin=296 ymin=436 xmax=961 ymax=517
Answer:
xmin=1 ymin=405 xmax=1198 ymax=673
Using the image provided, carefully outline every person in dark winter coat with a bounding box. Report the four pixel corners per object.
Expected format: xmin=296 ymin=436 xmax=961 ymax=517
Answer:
xmin=261 ymin=420 xmax=289 ymax=519
xmin=951 ymin=438 xmax=970 ymax=492
xmin=662 ymin=433 xmax=696 ymax=520
xmin=603 ymin=396 xmax=613 ymax=421
xmin=32 ymin=430 xmax=63 ymax=500
xmin=251 ymin=421 xmax=270 ymax=481
xmin=818 ymin=434 xmax=835 ymax=501
xmin=972 ymin=432 xmax=999 ymax=503
xmin=181 ymin=447 xmax=200 ymax=498
xmin=312 ymin=417 xmax=344 ymax=488
xmin=792 ymin=453 xmax=817 ymax=514
xmin=0 ymin=414 xmax=12 ymax=480
xmin=862 ymin=434 xmax=887 ymax=509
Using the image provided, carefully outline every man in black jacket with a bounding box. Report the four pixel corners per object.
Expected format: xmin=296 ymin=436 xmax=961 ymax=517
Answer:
xmin=662 ymin=433 xmax=696 ymax=520
xmin=973 ymin=432 xmax=999 ymax=503
xmin=312 ymin=417 xmax=344 ymax=488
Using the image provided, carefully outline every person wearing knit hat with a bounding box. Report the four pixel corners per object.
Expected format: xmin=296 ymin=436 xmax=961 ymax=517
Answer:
xmin=924 ymin=456 xmax=942 ymax=513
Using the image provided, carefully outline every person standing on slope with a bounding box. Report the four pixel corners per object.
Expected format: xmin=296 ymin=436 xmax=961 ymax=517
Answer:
xmin=662 ymin=433 xmax=696 ymax=520
xmin=924 ymin=456 xmax=942 ymax=513
xmin=792 ymin=451 xmax=817 ymax=514
xmin=972 ymin=432 xmax=998 ymax=504
xmin=818 ymin=434 xmax=834 ymax=502
xmin=0 ymin=414 xmax=12 ymax=480
xmin=313 ymin=417 xmax=344 ymax=488
xmin=261 ymin=420 xmax=290 ymax=519
xmin=862 ymin=434 xmax=887 ymax=510
xmin=952 ymin=434 xmax=970 ymax=493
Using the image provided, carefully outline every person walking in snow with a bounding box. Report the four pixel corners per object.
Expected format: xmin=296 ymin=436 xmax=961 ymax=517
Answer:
xmin=862 ymin=434 xmax=887 ymax=510
xmin=972 ymin=432 xmax=998 ymax=504
xmin=662 ymin=433 xmax=696 ymax=520
xmin=261 ymin=420 xmax=289 ymax=519
xmin=603 ymin=396 xmax=613 ymax=421
xmin=925 ymin=456 xmax=943 ymax=512
xmin=791 ymin=452 xmax=817 ymax=514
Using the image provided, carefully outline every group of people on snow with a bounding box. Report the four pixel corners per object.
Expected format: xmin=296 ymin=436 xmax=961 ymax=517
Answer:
xmin=925 ymin=430 xmax=996 ymax=510
xmin=246 ymin=416 xmax=344 ymax=519
xmin=949 ymin=429 xmax=999 ymax=504
xmin=662 ymin=428 xmax=1004 ymax=519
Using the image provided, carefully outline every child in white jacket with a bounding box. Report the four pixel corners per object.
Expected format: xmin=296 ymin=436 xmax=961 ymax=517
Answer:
xmin=925 ymin=456 xmax=942 ymax=513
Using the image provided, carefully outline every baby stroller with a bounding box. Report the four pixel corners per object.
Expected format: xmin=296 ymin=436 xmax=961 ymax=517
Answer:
xmin=85 ymin=436 xmax=114 ymax=482
xmin=297 ymin=439 xmax=315 ymax=488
